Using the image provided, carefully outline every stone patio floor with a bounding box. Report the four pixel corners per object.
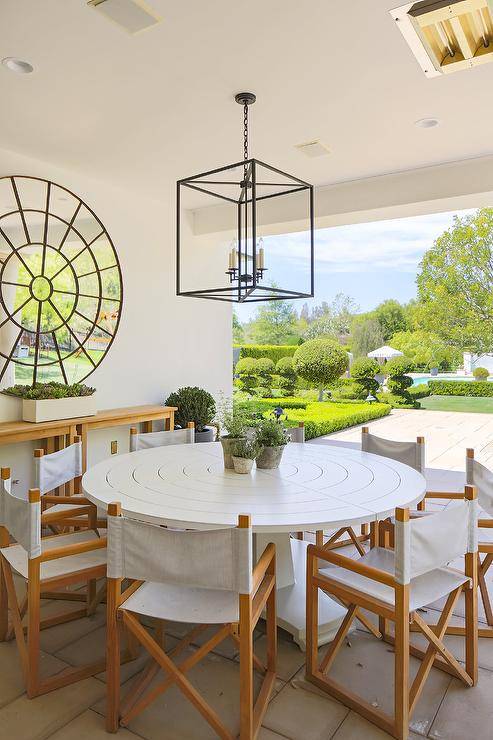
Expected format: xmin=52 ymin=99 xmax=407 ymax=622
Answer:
xmin=1 ymin=409 xmax=493 ymax=739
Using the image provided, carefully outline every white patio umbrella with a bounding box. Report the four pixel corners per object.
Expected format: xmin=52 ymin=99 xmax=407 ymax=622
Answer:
xmin=367 ymin=345 xmax=403 ymax=361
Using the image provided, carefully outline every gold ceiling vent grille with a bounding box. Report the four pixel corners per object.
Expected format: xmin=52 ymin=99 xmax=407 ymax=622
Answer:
xmin=391 ymin=1 xmax=493 ymax=77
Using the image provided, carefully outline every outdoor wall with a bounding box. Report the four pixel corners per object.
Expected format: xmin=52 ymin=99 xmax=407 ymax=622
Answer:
xmin=0 ymin=145 xmax=232 ymax=490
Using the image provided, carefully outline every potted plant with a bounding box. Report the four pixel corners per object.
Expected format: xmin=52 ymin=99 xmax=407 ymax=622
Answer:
xmin=2 ymin=382 xmax=96 ymax=423
xmin=231 ymin=438 xmax=261 ymax=474
xmin=473 ymin=366 xmax=489 ymax=382
xmin=254 ymin=418 xmax=290 ymax=470
xmin=216 ymin=398 xmax=250 ymax=469
xmin=165 ymin=386 xmax=216 ymax=442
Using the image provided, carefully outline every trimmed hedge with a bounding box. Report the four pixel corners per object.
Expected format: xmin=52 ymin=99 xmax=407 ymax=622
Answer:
xmin=428 ymin=380 xmax=493 ymax=397
xmin=282 ymin=401 xmax=391 ymax=441
xmin=234 ymin=345 xmax=297 ymax=363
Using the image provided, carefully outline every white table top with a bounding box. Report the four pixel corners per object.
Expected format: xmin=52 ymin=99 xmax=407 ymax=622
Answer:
xmin=82 ymin=442 xmax=426 ymax=533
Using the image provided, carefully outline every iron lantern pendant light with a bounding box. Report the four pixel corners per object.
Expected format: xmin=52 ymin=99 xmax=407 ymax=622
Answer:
xmin=176 ymin=93 xmax=314 ymax=303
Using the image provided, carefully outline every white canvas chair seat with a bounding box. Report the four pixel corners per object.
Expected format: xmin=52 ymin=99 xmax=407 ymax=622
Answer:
xmin=45 ymin=494 xmax=107 ymax=521
xmin=129 ymin=424 xmax=194 ymax=452
xmin=1 ymin=529 xmax=106 ymax=580
xmin=320 ymin=547 xmax=469 ymax=611
xmin=122 ymin=580 xmax=239 ymax=624
xmin=424 ymin=467 xmax=465 ymax=494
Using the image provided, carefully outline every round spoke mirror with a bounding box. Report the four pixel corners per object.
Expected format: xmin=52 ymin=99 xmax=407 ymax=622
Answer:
xmin=0 ymin=176 xmax=123 ymax=386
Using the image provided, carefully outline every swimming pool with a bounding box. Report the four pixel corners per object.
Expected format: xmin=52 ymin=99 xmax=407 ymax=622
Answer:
xmin=411 ymin=375 xmax=490 ymax=386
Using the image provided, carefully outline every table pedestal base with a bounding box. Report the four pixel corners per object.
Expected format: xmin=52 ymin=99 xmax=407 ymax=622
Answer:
xmin=256 ymin=535 xmax=348 ymax=651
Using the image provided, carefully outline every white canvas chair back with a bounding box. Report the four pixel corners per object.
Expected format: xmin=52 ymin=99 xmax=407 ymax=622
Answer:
xmin=362 ymin=427 xmax=424 ymax=473
xmin=130 ymin=424 xmax=195 ymax=452
xmin=394 ymin=495 xmax=477 ymax=584
xmin=286 ymin=423 xmax=305 ymax=443
xmin=34 ymin=441 xmax=82 ymax=495
xmin=0 ymin=471 xmax=41 ymax=559
xmin=108 ymin=513 xmax=252 ymax=594
xmin=466 ymin=453 xmax=493 ymax=517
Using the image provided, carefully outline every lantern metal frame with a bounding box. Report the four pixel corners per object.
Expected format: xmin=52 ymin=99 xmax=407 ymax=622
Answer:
xmin=176 ymin=94 xmax=314 ymax=304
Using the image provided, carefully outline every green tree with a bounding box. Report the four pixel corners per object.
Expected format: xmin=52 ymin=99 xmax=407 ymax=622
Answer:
xmin=232 ymin=309 xmax=244 ymax=344
xmin=351 ymin=318 xmax=384 ymax=358
xmin=373 ymin=299 xmax=408 ymax=340
xmin=350 ymin=357 xmax=380 ymax=396
xmin=390 ymin=330 xmax=462 ymax=370
xmin=302 ymin=293 xmax=357 ymax=341
xmin=246 ymin=297 xmax=297 ymax=345
xmin=415 ymin=208 xmax=493 ymax=353
xmin=276 ymin=356 xmax=297 ymax=396
xmin=293 ymin=338 xmax=348 ymax=401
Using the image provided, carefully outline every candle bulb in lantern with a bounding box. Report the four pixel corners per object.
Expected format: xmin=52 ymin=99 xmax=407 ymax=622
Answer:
xmin=258 ymin=238 xmax=265 ymax=269
xmin=232 ymin=247 xmax=238 ymax=269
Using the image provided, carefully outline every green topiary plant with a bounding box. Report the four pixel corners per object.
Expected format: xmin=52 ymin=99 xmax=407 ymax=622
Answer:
xmin=256 ymin=357 xmax=275 ymax=395
xmin=473 ymin=366 xmax=489 ymax=381
xmin=276 ymin=356 xmax=297 ymax=396
xmin=350 ymin=358 xmax=380 ymax=396
xmin=235 ymin=357 xmax=259 ymax=395
xmin=293 ymin=338 xmax=348 ymax=401
xmin=165 ymin=386 xmax=215 ymax=432
xmin=3 ymin=381 xmax=95 ymax=400
xmin=385 ymin=357 xmax=415 ymax=406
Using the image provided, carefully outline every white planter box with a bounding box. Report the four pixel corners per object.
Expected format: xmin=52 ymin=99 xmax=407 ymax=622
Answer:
xmin=22 ymin=395 xmax=97 ymax=423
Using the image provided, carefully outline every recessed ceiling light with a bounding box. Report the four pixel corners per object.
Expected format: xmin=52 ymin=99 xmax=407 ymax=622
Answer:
xmin=2 ymin=57 xmax=34 ymax=74
xmin=295 ymin=140 xmax=331 ymax=158
xmin=415 ymin=118 xmax=439 ymax=129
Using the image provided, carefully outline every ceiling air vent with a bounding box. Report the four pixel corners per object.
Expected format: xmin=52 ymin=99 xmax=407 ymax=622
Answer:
xmin=295 ymin=140 xmax=331 ymax=158
xmin=391 ymin=0 xmax=493 ymax=77
xmin=87 ymin=0 xmax=161 ymax=34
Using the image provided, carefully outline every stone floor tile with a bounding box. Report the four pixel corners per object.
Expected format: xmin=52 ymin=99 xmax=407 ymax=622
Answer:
xmin=93 ymin=647 xmax=264 ymax=739
xmin=428 ymin=666 xmax=493 ymax=739
xmin=46 ymin=708 xmax=140 ymax=739
xmin=262 ymin=679 xmax=349 ymax=740
xmin=331 ymin=711 xmax=423 ymax=739
xmin=258 ymin=728 xmax=291 ymax=740
xmin=254 ymin=631 xmax=306 ymax=682
xmin=39 ymin=603 xmax=106 ymax=654
xmin=0 ymin=677 xmax=105 ymax=740
xmin=323 ymin=629 xmax=450 ymax=737
xmin=0 ymin=642 xmax=67 ymax=709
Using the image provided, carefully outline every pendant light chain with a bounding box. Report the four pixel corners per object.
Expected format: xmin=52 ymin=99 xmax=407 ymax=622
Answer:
xmin=243 ymin=102 xmax=249 ymax=161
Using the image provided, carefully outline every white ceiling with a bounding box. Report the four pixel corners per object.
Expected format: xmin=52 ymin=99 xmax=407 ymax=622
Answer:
xmin=1 ymin=0 xmax=493 ymax=198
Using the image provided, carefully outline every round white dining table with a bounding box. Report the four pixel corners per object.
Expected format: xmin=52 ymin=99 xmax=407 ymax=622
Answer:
xmin=82 ymin=441 xmax=426 ymax=649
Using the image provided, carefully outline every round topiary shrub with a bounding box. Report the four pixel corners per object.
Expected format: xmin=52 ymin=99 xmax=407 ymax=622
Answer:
xmin=385 ymin=357 xmax=415 ymax=406
xmin=293 ymin=338 xmax=348 ymax=401
xmin=165 ymin=386 xmax=215 ymax=432
xmin=473 ymin=366 xmax=489 ymax=381
xmin=235 ymin=357 xmax=259 ymax=394
xmin=276 ymin=356 xmax=297 ymax=396
xmin=256 ymin=358 xmax=275 ymax=392
xmin=350 ymin=358 xmax=380 ymax=396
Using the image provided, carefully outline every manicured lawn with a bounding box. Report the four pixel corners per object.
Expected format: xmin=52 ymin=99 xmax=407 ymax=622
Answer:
xmin=420 ymin=395 xmax=493 ymax=414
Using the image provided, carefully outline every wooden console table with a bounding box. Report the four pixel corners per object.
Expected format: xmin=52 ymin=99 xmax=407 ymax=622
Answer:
xmin=0 ymin=404 xmax=177 ymax=471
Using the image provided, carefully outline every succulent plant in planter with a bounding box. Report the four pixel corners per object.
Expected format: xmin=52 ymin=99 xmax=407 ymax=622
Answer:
xmin=165 ymin=386 xmax=216 ymax=442
xmin=2 ymin=382 xmax=97 ymax=423
xmin=231 ymin=438 xmax=262 ymax=475
xmin=254 ymin=418 xmax=290 ymax=470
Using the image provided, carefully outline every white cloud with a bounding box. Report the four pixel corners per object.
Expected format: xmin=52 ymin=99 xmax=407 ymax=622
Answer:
xmin=263 ymin=209 xmax=474 ymax=274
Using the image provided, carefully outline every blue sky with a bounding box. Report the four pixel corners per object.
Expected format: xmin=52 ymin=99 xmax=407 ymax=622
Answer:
xmin=236 ymin=208 xmax=473 ymax=321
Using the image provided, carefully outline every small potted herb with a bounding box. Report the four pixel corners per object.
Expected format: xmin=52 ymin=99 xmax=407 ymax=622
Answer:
xmin=231 ymin=439 xmax=261 ymax=475
xmin=216 ymin=398 xmax=250 ymax=469
xmin=254 ymin=418 xmax=290 ymax=470
xmin=2 ymin=382 xmax=96 ymax=423
xmin=165 ymin=386 xmax=216 ymax=442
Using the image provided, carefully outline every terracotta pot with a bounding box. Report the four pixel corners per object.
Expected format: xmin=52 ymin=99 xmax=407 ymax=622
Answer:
xmin=232 ymin=456 xmax=254 ymax=474
xmin=220 ymin=436 xmax=245 ymax=469
xmin=256 ymin=445 xmax=285 ymax=470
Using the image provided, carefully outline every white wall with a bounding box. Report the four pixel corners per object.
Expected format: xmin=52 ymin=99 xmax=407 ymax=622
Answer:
xmin=0 ymin=145 xmax=232 ymax=489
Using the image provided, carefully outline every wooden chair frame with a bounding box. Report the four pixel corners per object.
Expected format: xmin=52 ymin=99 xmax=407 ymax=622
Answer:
xmin=0 ymin=486 xmax=109 ymax=697
xmin=418 ymin=448 xmax=493 ymax=638
xmin=306 ymin=487 xmax=478 ymax=740
xmin=106 ymin=505 xmax=277 ymax=739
